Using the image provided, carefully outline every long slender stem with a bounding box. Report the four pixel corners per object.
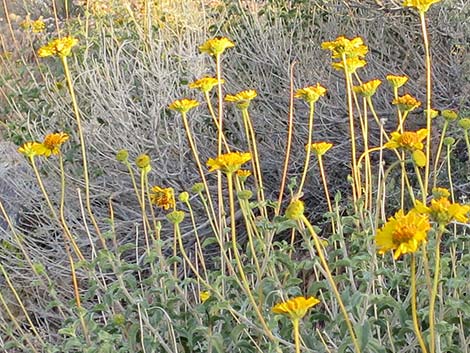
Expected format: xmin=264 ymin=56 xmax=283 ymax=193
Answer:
xmin=293 ymin=318 xmax=301 ymax=353
xmin=429 ymin=228 xmax=443 ymax=353
xmin=61 ymin=56 xmax=102 ymax=238
xmin=298 ymin=102 xmax=315 ymax=195
xmin=301 ymin=216 xmax=361 ymax=353
xmin=432 ymin=120 xmax=449 ymax=188
xmin=420 ymin=11 xmax=432 ymax=198
xmin=410 ymin=254 xmax=429 ymax=353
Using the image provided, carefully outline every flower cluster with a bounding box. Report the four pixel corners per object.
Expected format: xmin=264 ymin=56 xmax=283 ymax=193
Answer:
xmin=18 ymin=132 xmax=69 ymax=158
xmin=38 ymin=36 xmax=78 ymax=58
xmin=322 ymin=36 xmax=368 ymax=74
xmin=206 ymin=152 xmax=251 ymax=174
xmin=415 ymin=190 xmax=470 ymax=225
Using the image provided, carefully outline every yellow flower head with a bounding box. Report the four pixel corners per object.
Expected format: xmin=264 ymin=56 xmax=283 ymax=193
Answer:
xmin=32 ymin=19 xmax=46 ymax=33
xmin=38 ymin=36 xmax=78 ymax=58
xmin=206 ymin=152 xmax=251 ymax=174
xmin=199 ymin=37 xmax=235 ymax=57
xmin=18 ymin=142 xmax=44 ymax=158
xmin=376 ymin=209 xmax=430 ymax=259
xmin=294 ymin=84 xmax=327 ymax=103
xmin=386 ymin=74 xmax=409 ymax=89
xmin=353 ymin=79 xmax=382 ymax=97
xmin=285 ymin=199 xmax=305 ymax=220
xmin=200 ymin=291 xmax=211 ymax=303
xmin=272 ymin=296 xmax=320 ymax=321
xmin=332 ymin=57 xmax=367 ymax=74
xmin=150 ymin=186 xmax=176 ymax=210
xmin=426 ymin=108 xmax=440 ymax=119
xmin=415 ymin=197 xmax=470 ymax=225
xmin=306 ymin=142 xmax=333 ymax=156
xmin=321 ymin=36 xmax=368 ymax=59
xmin=168 ymin=98 xmax=199 ymax=114
xmin=392 ymin=94 xmax=421 ymax=113
xmin=403 ymin=0 xmax=442 ymax=13
xmin=189 ymin=77 xmax=224 ymax=93
xmin=385 ymin=129 xmax=428 ymax=151
xmin=236 ymin=169 xmax=252 ymax=181
xmin=41 ymin=132 xmax=69 ymax=156
xmin=225 ymin=90 xmax=257 ymax=110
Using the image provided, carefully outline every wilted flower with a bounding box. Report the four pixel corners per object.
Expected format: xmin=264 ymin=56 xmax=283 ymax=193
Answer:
xmin=199 ymin=37 xmax=235 ymax=56
xmin=285 ymin=199 xmax=304 ymax=220
xmin=403 ymin=0 xmax=442 ymax=13
xmin=225 ymin=90 xmax=257 ymax=110
xmin=392 ymin=94 xmax=421 ymax=113
xmin=376 ymin=209 xmax=430 ymax=259
xmin=385 ymin=129 xmax=428 ymax=151
xmin=386 ymin=74 xmax=409 ymax=89
xmin=38 ymin=36 xmax=78 ymax=58
xmin=353 ymin=79 xmax=382 ymax=97
xmin=40 ymin=132 xmax=69 ymax=156
xmin=272 ymin=296 xmax=320 ymax=321
xmin=207 ymin=152 xmax=251 ymax=174
xmin=294 ymin=84 xmax=327 ymax=103
xmin=150 ymin=186 xmax=175 ymax=210
xmin=189 ymin=77 xmax=224 ymax=93
xmin=306 ymin=142 xmax=333 ymax=156
xmin=168 ymin=98 xmax=199 ymax=114
xmin=321 ymin=36 xmax=368 ymax=59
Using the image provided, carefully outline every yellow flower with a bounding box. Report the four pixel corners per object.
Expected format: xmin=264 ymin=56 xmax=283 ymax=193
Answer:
xmin=32 ymin=19 xmax=46 ymax=33
xmin=306 ymin=142 xmax=333 ymax=156
xmin=285 ymin=199 xmax=304 ymax=220
xmin=332 ymin=58 xmax=367 ymax=74
xmin=384 ymin=129 xmax=428 ymax=151
xmin=403 ymin=0 xmax=442 ymax=13
xmin=386 ymin=74 xmax=409 ymax=89
xmin=135 ymin=154 xmax=151 ymax=172
xmin=199 ymin=37 xmax=235 ymax=56
xmin=376 ymin=209 xmax=430 ymax=259
xmin=168 ymin=98 xmax=199 ymax=114
xmin=426 ymin=108 xmax=440 ymax=119
xmin=225 ymin=90 xmax=257 ymax=110
xmin=38 ymin=36 xmax=78 ymax=58
xmin=272 ymin=296 xmax=320 ymax=321
xmin=206 ymin=152 xmax=251 ymax=174
xmin=18 ymin=142 xmax=44 ymax=158
xmin=150 ymin=186 xmax=176 ymax=210
xmin=415 ymin=198 xmax=470 ymax=225
xmin=294 ymin=84 xmax=327 ymax=103
xmin=392 ymin=94 xmax=421 ymax=112
xmin=40 ymin=132 xmax=69 ymax=156
xmin=353 ymin=79 xmax=382 ymax=97
xmin=200 ymin=291 xmax=211 ymax=303
xmin=189 ymin=77 xmax=224 ymax=93
xmin=321 ymin=36 xmax=368 ymax=59
xmin=236 ymin=169 xmax=252 ymax=181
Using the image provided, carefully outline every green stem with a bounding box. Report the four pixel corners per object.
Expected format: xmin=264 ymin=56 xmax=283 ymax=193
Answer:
xmin=429 ymin=228 xmax=444 ymax=353
xmin=293 ymin=318 xmax=301 ymax=353
xmin=301 ymin=216 xmax=361 ymax=353
xmin=419 ymin=11 xmax=432 ymax=199
xmin=410 ymin=254 xmax=429 ymax=353
xmin=432 ymin=120 xmax=449 ymax=188
xmin=298 ymin=102 xmax=315 ymax=196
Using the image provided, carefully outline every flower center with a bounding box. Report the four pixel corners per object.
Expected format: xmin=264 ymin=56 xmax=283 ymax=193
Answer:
xmin=393 ymin=224 xmax=415 ymax=244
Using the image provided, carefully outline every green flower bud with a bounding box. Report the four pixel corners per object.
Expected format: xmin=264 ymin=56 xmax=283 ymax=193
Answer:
xmin=178 ymin=192 xmax=189 ymax=203
xmin=135 ymin=154 xmax=151 ymax=171
xmin=191 ymin=183 xmax=204 ymax=194
xmin=443 ymin=137 xmax=455 ymax=146
xmin=458 ymin=118 xmax=470 ymax=130
xmin=116 ymin=149 xmax=129 ymax=163
xmin=441 ymin=109 xmax=458 ymax=121
xmin=237 ymin=190 xmax=253 ymax=200
xmin=167 ymin=210 xmax=185 ymax=224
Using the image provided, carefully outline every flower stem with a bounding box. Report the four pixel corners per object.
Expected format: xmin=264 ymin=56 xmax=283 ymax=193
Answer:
xmin=301 ymin=216 xmax=361 ymax=353
xmin=293 ymin=318 xmax=301 ymax=353
xmin=432 ymin=120 xmax=449 ymax=189
xmin=410 ymin=254 xmax=429 ymax=353
xmin=419 ymin=11 xmax=432 ymax=199
xmin=429 ymin=228 xmax=443 ymax=353
xmin=298 ymin=102 xmax=315 ymax=196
